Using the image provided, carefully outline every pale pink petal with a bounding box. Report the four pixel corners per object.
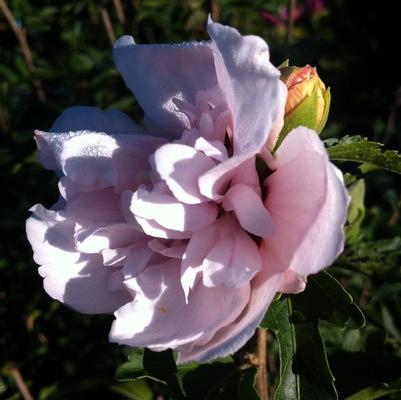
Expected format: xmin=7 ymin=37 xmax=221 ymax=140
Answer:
xmin=181 ymin=224 xmax=219 ymax=298
xmin=223 ymin=183 xmax=274 ymax=238
xmin=112 ymin=134 xmax=165 ymax=193
xmin=267 ymin=125 xmax=327 ymax=170
xmin=229 ymin=158 xmax=260 ymax=194
xmin=153 ymin=143 xmax=216 ymax=204
xmin=102 ymin=245 xmax=137 ymax=267
xmin=58 ymin=177 xmax=81 ymax=202
xmin=278 ymin=269 xmax=306 ymax=294
xmin=207 ymin=20 xmax=281 ymax=156
xmin=38 ymin=253 xmax=130 ymax=314
xmin=35 ymin=130 xmax=118 ymax=188
xmin=177 ymin=242 xmax=283 ymax=363
xmin=197 ymin=20 xmax=282 ymax=200
xmin=135 ymin=216 xmax=191 ymax=240
xmin=107 ymin=269 xmax=125 ymax=292
xmin=123 ymin=245 xmax=154 ymax=279
xmin=128 ymin=187 xmax=218 ymax=232
xmin=265 ymin=81 xmax=288 ymax=151
xmin=26 ymin=205 xmax=130 ymax=313
xmin=113 ymin=36 xmax=217 ymax=138
xmin=194 ymin=137 xmax=228 ymax=162
xmin=36 ymin=107 xmax=142 ymax=170
xmin=199 ymin=154 xmax=249 ymax=200
xmin=64 ymin=188 xmax=123 ymax=223
xmin=264 ymin=127 xmax=348 ymax=276
xmin=74 ymin=223 xmax=144 ymax=254
xmin=212 ymin=110 xmax=230 ymax=143
xmin=50 ymin=106 xmax=142 ymax=135
xmin=110 ymin=259 xmax=250 ymax=351
xmin=202 ymin=215 xmax=261 ymax=288
xmin=35 ymin=130 xmax=164 ymax=193
xmin=199 ymin=113 xmax=214 ymax=139
xmin=148 ymin=239 xmax=186 ymax=259
xmin=26 ymin=204 xmax=78 ymax=266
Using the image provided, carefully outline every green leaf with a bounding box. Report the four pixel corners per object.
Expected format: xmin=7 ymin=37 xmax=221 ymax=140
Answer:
xmin=320 ymin=323 xmax=384 ymax=353
xmin=143 ymin=349 xmax=185 ymax=399
xmin=344 ymin=378 xmax=401 ymax=400
xmin=337 ymin=237 xmax=401 ymax=277
xmin=295 ymin=271 xmax=365 ymax=329
xmin=115 ymin=349 xmax=149 ymax=382
xmin=261 ymin=271 xmax=365 ymax=400
xmin=238 ymin=367 xmax=259 ymax=400
xmin=111 ymin=381 xmax=153 ymax=400
xmin=262 ymin=297 xmax=338 ymax=400
xmin=327 ymin=136 xmax=401 ymax=175
xmin=381 ymin=305 xmax=401 ymax=343
xmin=180 ymin=361 xmax=239 ymax=400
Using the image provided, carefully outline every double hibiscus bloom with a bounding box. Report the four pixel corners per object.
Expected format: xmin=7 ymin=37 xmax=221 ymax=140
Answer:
xmin=26 ymin=20 xmax=348 ymax=363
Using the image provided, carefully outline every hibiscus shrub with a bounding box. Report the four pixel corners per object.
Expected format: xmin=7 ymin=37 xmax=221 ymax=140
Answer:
xmin=2 ymin=1 xmax=401 ymax=400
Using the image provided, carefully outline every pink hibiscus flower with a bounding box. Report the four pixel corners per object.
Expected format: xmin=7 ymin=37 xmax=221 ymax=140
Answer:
xmin=26 ymin=19 xmax=348 ymax=363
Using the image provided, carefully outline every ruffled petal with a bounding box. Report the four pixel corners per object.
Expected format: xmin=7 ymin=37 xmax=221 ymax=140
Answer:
xmin=153 ymin=143 xmax=216 ymax=204
xmin=74 ymin=223 xmax=144 ymax=254
xmin=50 ymin=106 xmax=142 ymax=135
xmin=35 ymin=131 xmax=163 ymax=192
xmin=26 ymin=205 xmax=130 ymax=314
xmin=113 ymin=36 xmax=217 ymax=138
xmin=202 ymin=215 xmax=261 ymax=288
xmin=109 ymin=259 xmax=250 ymax=351
xmin=177 ymin=241 xmax=283 ymax=363
xmin=127 ymin=187 xmax=218 ymax=232
xmin=265 ymin=81 xmax=288 ymax=151
xmin=64 ymin=188 xmax=123 ymax=223
xmin=223 ymin=183 xmax=273 ymax=238
xmin=36 ymin=107 xmax=142 ymax=171
xmin=207 ymin=20 xmax=281 ymax=156
xmin=181 ymin=224 xmax=219 ymax=298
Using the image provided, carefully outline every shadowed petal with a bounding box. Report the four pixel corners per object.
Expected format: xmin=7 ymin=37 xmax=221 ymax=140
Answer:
xmin=223 ymin=183 xmax=273 ymax=238
xmin=177 ymin=242 xmax=282 ymax=363
xmin=202 ymin=215 xmax=261 ymax=288
xmin=113 ymin=36 xmax=217 ymax=138
xmin=51 ymin=106 xmax=142 ymax=135
xmin=26 ymin=205 xmax=130 ymax=314
xmin=35 ymin=130 xmax=164 ymax=192
xmin=110 ymin=259 xmax=250 ymax=351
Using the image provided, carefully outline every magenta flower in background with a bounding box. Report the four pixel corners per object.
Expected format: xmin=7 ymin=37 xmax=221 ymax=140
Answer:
xmin=26 ymin=19 xmax=348 ymax=363
xmin=260 ymin=0 xmax=325 ymax=27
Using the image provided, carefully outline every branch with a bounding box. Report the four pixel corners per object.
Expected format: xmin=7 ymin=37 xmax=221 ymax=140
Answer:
xmin=9 ymin=366 xmax=34 ymax=400
xmin=256 ymin=328 xmax=269 ymax=400
xmin=112 ymin=0 xmax=126 ymax=24
xmin=0 ymin=0 xmax=46 ymax=103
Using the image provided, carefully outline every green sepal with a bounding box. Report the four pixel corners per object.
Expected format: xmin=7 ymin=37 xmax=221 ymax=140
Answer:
xmin=317 ymin=86 xmax=331 ymax=133
xmin=274 ymin=85 xmax=319 ymax=150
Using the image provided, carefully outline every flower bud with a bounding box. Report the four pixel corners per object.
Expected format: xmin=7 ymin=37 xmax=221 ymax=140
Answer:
xmin=275 ymin=64 xmax=330 ymax=148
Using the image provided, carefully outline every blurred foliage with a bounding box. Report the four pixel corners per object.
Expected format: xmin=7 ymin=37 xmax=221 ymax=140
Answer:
xmin=1 ymin=0 xmax=401 ymax=399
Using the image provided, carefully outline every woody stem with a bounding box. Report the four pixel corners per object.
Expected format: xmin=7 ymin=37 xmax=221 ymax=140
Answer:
xmin=256 ymin=327 xmax=269 ymax=400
